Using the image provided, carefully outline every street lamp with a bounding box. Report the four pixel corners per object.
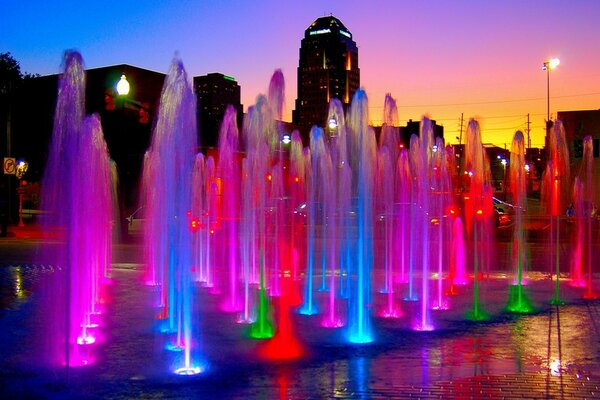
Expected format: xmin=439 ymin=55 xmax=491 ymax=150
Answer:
xmin=116 ymin=74 xmax=130 ymax=96
xmin=501 ymin=158 xmax=507 ymax=192
xmin=15 ymin=161 xmax=28 ymax=227
xmin=542 ymin=58 xmax=560 ymax=125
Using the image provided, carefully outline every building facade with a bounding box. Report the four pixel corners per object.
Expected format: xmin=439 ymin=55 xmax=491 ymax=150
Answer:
xmin=557 ymin=109 xmax=600 ymax=205
xmin=293 ymin=16 xmax=359 ymax=131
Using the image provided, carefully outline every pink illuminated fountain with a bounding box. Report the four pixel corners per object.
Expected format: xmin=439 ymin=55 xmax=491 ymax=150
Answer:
xmin=576 ymin=136 xmax=599 ymax=299
xmin=542 ymin=120 xmax=570 ymax=305
xmin=41 ymin=51 xmax=114 ymax=368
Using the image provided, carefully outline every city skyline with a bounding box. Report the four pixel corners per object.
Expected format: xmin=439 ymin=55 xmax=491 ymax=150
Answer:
xmin=2 ymin=0 xmax=600 ymax=148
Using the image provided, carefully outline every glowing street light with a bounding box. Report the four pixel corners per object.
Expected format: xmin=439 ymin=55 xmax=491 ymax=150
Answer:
xmin=281 ymin=134 xmax=291 ymax=145
xmin=542 ymin=58 xmax=560 ymax=125
xmin=16 ymin=160 xmax=28 ymax=227
xmin=116 ymin=74 xmax=130 ymax=96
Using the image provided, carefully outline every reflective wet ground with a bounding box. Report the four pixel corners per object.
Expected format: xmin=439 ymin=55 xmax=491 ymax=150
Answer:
xmin=1 ymin=259 xmax=599 ymax=399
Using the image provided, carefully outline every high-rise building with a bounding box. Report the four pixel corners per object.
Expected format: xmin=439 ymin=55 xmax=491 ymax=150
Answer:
xmin=293 ymin=16 xmax=359 ymax=131
xmin=193 ymin=73 xmax=243 ymax=149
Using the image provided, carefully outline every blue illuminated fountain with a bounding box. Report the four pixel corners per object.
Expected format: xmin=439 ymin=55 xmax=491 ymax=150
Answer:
xmin=142 ymin=57 xmax=204 ymax=375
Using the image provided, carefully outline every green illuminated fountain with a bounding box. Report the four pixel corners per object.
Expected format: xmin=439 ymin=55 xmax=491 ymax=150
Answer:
xmin=506 ymin=131 xmax=534 ymax=313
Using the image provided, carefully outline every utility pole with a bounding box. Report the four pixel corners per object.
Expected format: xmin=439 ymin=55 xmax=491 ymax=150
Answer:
xmin=526 ymin=113 xmax=533 ymax=195
xmin=458 ymin=113 xmax=464 ymax=147
xmin=526 ymin=113 xmax=531 ymax=151
xmin=456 ymin=113 xmax=464 ymax=179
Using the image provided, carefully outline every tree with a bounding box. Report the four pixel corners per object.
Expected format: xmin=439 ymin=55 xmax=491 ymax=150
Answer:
xmin=0 ymin=52 xmax=23 ymax=97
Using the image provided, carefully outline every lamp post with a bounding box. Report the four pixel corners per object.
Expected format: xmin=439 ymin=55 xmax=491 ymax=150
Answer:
xmin=500 ymin=158 xmax=507 ymax=194
xmin=543 ymin=58 xmax=563 ymax=305
xmin=115 ymin=74 xmax=129 ymax=238
xmin=542 ymin=58 xmax=560 ymax=126
xmin=15 ymin=160 xmax=28 ymax=227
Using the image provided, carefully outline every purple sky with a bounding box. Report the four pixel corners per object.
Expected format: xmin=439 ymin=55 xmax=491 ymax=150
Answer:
xmin=2 ymin=0 xmax=599 ymax=147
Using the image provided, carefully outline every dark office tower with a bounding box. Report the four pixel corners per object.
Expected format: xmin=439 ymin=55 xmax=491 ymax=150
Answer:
xmin=293 ymin=16 xmax=359 ymax=130
xmin=193 ymin=73 xmax=243 ymax=149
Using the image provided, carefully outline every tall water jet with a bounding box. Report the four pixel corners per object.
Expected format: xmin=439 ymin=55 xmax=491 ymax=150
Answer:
xmin=448 ymin=217 xmax=467 ymax=294
xmin=395 ymin=149 xmax=411 ymax=285
xmin=579 ymin=136 xmax=598 ymax=299
xmin=376 ymin=145 xmax=401 ymax=318
xmin=570 ymin=178 xmax=586 ymax=287
xmin=190 ymin=153 xmax=206 ymax=284
xmin=217 ymin=105 xmax=242 ymax=311
xmin=238 ymin=157 xmax=255 ymax=323
xmin=289 ymin=131 xmax=306 ymax=282
xmin=431 ymin=137 xmax=451 ymax=311
xmin=142 ymin=57 xmax=202 ymax=374
xmin=346 ymin=89 xmax=374 ymax=343
xmin=463 ymin=119 xmax=490 ymax=321
xmin=299 ymin=127 xmax=328 ymax=316
xmin=506 ymin=131 xmax=534 ymax=313
xmin=244 ymin=92 xmax=277 ymax=339
xmin=544 ymin=120 xmax=570 ymax=305
xmin=376 ymin=94 xmax=398 ymax=310
xmin=327 ymin=98 xmax=352 ymax=301
xmin=41 ymin=51 xmax=114 ymax=368
xmin=404 ymin=137 xmax=420 ymax=303
xmin=411 ymin=118 xmax=435 ymax=330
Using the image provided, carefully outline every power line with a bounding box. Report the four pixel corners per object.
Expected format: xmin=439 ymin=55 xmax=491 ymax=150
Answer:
xmin=391 ymin=91 xmax=600 ymax=108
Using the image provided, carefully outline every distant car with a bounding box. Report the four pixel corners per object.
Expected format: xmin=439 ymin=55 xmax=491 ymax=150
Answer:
xmin=126 ymin=207 xmax=145 ymax=235
xmin=492 ymin=197 xmax=512 ymax=227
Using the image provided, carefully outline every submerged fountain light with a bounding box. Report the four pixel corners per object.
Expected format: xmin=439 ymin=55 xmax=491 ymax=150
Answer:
xmin=174 ymin=365 xmax=204 ymax=376
xmin=328 ymin=117 xmax=338 ymax=130
xmin=77 ymin=335 xmax=96 ymax=345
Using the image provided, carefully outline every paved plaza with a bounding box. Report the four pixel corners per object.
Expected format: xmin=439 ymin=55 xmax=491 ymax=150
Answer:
xmin=1 ymin=225 xmax=599 ymax=399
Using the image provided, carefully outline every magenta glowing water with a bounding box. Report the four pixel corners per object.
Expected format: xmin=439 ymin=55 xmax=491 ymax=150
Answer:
xmin=450 ymin=217 xmax=467 ymax=287
xmin=580 ymin=136 xmax=598 ymax=299
xmin=396 ymin=150 xmax=411 ymax=285
xmin=571 ymin=178 xmax=586 ymax=287
xmin=217 ymin=105 xmax=242 ymax=311
xmin=376 ymin=145 xmax=401 ymax=318
xmin=409 ymin=119 xmax=435 ymax=330
xmin=543 ymin=120 xmax=570 ymax=304
xmin=431 ymin=138 xmax=451 ymax=311
xmin=41 ymin=51 xmax=114 ymax=367
xmin=142 ymin=57 xmax=201 ymax=372
xmin=569 ymin=137 xmax=591 ymax=287
xmin=377 ymin=93 xmax=399 ymax=300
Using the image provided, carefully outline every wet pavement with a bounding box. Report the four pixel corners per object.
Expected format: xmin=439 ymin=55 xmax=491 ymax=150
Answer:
xmin=1 ymin=230 xmax=600 ymax=399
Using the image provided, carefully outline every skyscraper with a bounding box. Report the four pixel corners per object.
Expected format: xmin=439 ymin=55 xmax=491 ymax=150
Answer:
xmin=293 ymin=16 xmax=359 ymax=130
xmin=193 ymin=73 xmax=243 ymax=149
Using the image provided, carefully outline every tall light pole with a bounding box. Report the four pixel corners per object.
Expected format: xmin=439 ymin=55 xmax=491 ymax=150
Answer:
xmin=543 ymin=57 xmax=563 ymax=306
xmin=542 ymin=58 xmax=560 ymax=126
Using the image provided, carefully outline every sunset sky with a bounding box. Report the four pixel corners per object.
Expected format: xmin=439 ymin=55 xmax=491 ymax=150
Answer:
xmin=2 ymin=0 xmax=599 ymax=148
